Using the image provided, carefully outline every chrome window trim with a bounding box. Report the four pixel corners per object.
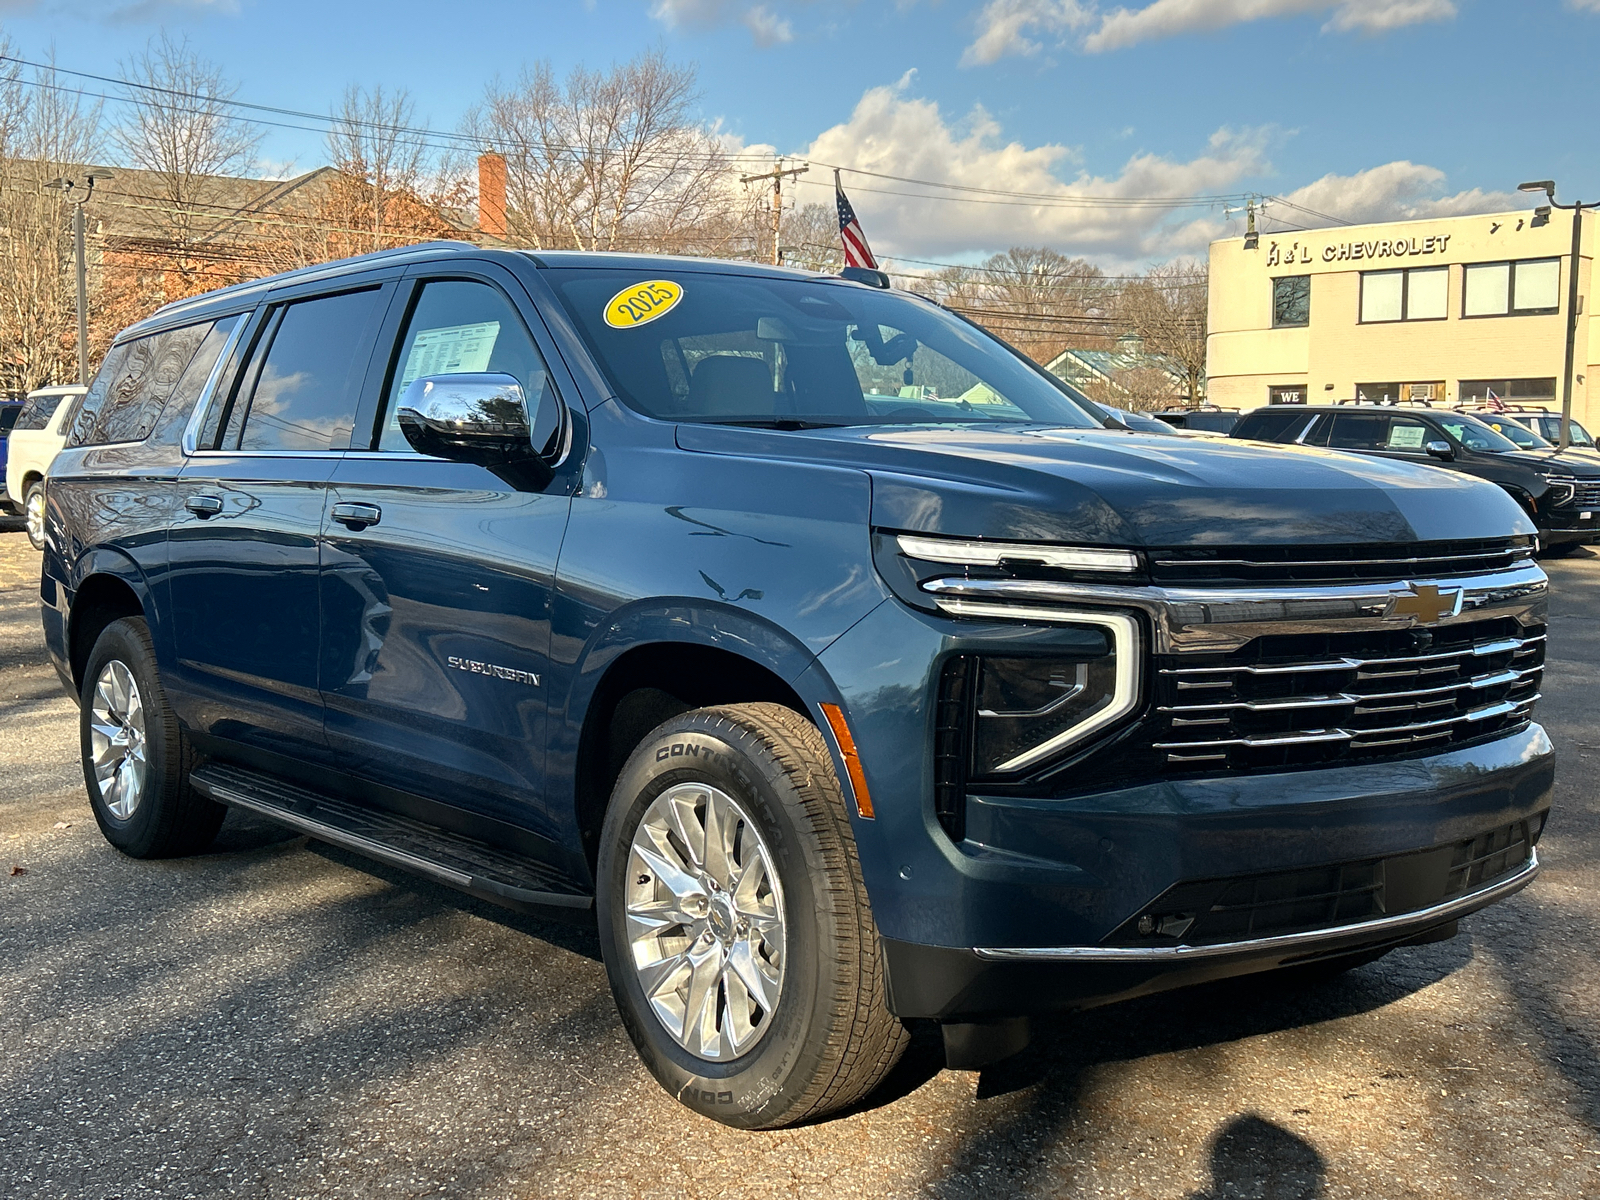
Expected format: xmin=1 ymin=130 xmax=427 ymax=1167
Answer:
xmin=974 ymin=851 xmax=1538 ymax=962
xmin=954 ymin=609 xmax=1142 ymax=774
xmin=181 ymin=316 xmax=251 ymax=456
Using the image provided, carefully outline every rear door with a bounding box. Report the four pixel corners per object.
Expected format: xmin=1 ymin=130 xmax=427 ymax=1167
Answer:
xmin=317 ymin=264 xmax=576 ymax=845
xmin=167 ymin=281 xmax=392 ymax=757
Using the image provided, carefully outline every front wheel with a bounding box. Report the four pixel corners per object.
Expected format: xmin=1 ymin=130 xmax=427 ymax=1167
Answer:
xmin=596 ymin=702 xmax=908 ymax=1129
xmin=24 ymin=480 xmax=46 ymax=550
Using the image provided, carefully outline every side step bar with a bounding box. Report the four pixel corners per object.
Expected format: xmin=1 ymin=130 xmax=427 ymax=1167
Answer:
xmin=190 ymin=763 xmax=593 ymax=915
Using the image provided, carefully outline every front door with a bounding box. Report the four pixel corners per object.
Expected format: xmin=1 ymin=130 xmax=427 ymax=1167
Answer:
xmin=167 ymin=284 xmax=389 ymax=757
xmin=318 ymin=274 xmax=573 ymax=844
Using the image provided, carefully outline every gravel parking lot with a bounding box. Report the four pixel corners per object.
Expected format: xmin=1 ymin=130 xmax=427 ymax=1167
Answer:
xmin=3 ymin=525 xmax=1598 ymax=1200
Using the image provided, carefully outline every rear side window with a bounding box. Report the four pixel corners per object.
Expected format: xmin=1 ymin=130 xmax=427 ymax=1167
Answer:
xmin=14 ymin=391 xmax=66 ymax=431
xmin=1325 ymin=414 xmax=1391 ymax=450
xmin=148 ymin=314 xmax=243 ymax=446
xmin=228 ymin=289 xmax=380 ymax=452
xmin=0 ymin=406 xmax=20 ymax=436
xmin=68 ymin=322 xmax=214 ymax=447
xmin=1234 ymin=410 xmax=1312 ymax=442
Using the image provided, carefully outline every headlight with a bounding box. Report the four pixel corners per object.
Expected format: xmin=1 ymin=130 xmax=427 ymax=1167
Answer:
xmin=949 ymin=612 xmax=1142 ymax=777
xmin=1540 ymin=473 xmax=1576 ymax=505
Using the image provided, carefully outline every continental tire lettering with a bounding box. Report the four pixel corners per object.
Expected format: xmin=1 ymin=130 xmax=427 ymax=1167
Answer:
xmin=655 ymin=742 xmax=714 ymax=762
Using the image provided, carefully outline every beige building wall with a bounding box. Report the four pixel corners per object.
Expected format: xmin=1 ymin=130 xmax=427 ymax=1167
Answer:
xmin=1208 ymin=209 xmax=1597 ymax=427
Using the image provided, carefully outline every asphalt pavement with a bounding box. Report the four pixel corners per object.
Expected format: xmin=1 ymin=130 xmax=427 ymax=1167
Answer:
xmin=3 ymin=526 xmax=1599 ymax=1200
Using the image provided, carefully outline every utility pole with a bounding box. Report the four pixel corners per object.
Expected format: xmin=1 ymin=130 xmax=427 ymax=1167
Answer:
xmin=740 ymin=160 xmax=808 ymax=265
xmin=1519 ymin=179 xmax=1590 ymax=450
xmin=46 ymin=169 xmax=114 ymax=386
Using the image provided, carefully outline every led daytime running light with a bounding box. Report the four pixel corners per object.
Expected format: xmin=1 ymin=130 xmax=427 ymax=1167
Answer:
xmin=896 ymin=534 xmax=1138 ymax=573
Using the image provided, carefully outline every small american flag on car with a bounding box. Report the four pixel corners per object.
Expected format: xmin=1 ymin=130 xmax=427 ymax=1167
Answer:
xmin=835 ymin=170 xmax=877 ymax=270
xmin=1485 ymin=387 xmax=1507 ymax=413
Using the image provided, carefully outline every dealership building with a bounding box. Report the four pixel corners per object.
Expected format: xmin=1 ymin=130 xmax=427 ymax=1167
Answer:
xmin=1206 ymin=207 xmax=1597 ymax=428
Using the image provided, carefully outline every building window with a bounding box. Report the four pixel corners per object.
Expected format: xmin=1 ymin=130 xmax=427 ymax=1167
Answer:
xmin=1272 ymin=276 xmax=1310 ymax=327
xmin=1268 ymin=384 xmax=1307 ymax=405
xmin=1459 ymin=378 xmax=1558 ymax=406
xmin=1354 ymin=382 xmax=1404 ymax=405
xmin=1359 ymin=266 xmax=1447 ymax=323
xmin=1462 ymin=258 xmax=1560 ymax=317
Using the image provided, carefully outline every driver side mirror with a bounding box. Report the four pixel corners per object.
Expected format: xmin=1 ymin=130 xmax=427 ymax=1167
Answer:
xmin=1424 ymin=440 xmax=1455 ymax=462
xmin=397 ymin=373 xmax=554 ymax=490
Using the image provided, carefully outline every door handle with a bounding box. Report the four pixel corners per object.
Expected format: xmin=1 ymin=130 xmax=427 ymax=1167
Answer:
xmin=184 ymin=495 xmax=223 ymax=518
xmin=331 ymin=501 xmax=382 ymax=530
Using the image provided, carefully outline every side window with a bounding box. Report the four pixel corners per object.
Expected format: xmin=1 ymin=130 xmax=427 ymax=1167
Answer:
xmin=68 ymin=324 xmax=214 ymax=447
xmin=1326 ymin=414 xmax=1389 ymax=450
xmin=67 ymin=343 xmax=133 ymax=446
xmin=14 ymin=391 xmax=65 ymax=432
xmin=232 ymin=289 xmax=380 ymax=452
xmin=149 ymin=314 xmax=243 ymax=447
xmin=377 ymin=280 xmax=561 ymax=456
xmin=1382 ymin=418 xmax=1430 ymax=452
xmin=1302 ymin=415 xmax=1332 ymax=447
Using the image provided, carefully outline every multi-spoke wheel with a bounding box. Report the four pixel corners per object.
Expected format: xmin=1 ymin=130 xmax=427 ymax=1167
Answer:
xmin=625 ymin=782 xmax=786 ymax=1061
xmin=89 ymin=660 xmax=148 ymax=820
xmin=80 ymin=616 xmax=225 ymax=858
xmin=24 ymin=480 xmax=46 ymax=550
xmin=597 ymin=702 xmax=908 ymax=1130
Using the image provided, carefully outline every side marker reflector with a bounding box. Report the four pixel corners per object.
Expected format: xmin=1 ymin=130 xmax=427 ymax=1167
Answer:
xmin=820 ymin=703 xmax=874 ymax=819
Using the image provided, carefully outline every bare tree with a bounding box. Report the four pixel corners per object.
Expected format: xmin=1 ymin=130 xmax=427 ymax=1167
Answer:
xmin=1115 ymin=259 xmax=1207 ymax=406
xmin=0 ymin=53 xmax=104 ymax=392
xmin=324 ymin=84 xmax=452 ymax=254
xmin=112 ymin=34 xmax=260 ymax=295
xmin=775 ymin=202 xmax=842 ymax=273
xmin=916 ymin=246 xmax=1108 ymax=364
xmin=471 ymin=50 xmax=742 ymax=254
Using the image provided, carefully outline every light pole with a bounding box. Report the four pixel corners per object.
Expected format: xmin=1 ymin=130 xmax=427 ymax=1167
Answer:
xmin=1519 ymin=179 xmax=1589 ymax=451
xmin=45 ymin=169 xmax=114 ymax=386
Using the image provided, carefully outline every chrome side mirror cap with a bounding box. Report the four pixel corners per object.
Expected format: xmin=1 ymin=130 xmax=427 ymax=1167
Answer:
xmin=1424 ymin=440 xmax=1455 ymax=461
xmin=396 ymin=373 xmax=553 ymax=489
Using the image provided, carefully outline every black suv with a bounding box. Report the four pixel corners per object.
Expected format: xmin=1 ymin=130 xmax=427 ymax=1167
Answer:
xmin=1232 ymin=404 xmax=1600 ymax=553
xmin=41 ymin=244 xmax=1554 ymax=1128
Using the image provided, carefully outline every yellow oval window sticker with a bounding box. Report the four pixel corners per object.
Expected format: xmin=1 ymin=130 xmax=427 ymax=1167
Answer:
xmin=604 ymin=279 xmax=684 ymax=329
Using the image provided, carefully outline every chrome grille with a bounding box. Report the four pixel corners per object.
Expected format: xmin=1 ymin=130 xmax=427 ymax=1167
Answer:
xmin=1154 ymin=618 xmax=1545 ymax=771
xmin=1571 ymin=481 xmax=1600 ymax=507
xmin=1148 ymin=537 xmax=1535 ymax=586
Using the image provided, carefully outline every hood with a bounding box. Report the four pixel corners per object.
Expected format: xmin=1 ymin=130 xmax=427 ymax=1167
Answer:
xmin=1491 ymin=447 xmax=1600 ymax=477
xmin=675 ymin=423 xmax=1537 ymax=547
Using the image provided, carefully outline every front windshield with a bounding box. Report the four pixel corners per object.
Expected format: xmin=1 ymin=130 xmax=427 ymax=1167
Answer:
xmin=1435 ymin=413 xmax=1520 ymax=453
xmin=545 ymin=268 xmax=1100 ymax=429
xmin=1482 ymin=417 xmax=1551 ymax=449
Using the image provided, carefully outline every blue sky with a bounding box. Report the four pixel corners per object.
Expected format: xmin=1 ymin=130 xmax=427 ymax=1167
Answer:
xmin=8 ymin=0 xmax=1598 ymax=267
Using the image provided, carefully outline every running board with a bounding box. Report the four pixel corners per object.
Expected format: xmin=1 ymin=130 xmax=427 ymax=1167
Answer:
xmin=190 ymin=763 xmax=593 ymax=914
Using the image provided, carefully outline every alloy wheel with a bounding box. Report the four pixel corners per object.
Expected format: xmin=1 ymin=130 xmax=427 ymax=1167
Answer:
xmin=24 ymin=486 xmax=45 ymax=548
xmin=89 ymin=660 xmax=148 ymax=820
xmin=625 ymin=782 xmax=786 ymax=1061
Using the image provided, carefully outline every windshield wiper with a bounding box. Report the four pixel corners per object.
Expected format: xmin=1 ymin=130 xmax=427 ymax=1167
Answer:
xmin=704 ymin=418 xmax=851 ymax=430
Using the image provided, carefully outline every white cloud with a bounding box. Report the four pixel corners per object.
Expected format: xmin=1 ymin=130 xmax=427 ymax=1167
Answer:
xmin=1569 ymin=0 xmax=1600 ymax=11
xmin=743 ymin=3 xmax=794 ymax=44
xmin=1273 ymin=161 xmax=1522 ymax=228
xmin=791 ymin=74 xmax=1270 ymax=264
xmin=966 ymin=0 xmax=1457 ymax=59
xmin=961 ymin=0 xmax=1094 ymax=65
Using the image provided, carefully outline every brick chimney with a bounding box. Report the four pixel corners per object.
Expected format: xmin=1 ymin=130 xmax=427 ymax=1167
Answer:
xmin=477 ymin=151 xmax=507 ymax=241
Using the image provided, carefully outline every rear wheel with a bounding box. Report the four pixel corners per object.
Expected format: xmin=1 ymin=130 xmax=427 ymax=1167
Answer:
xmin=596 ymin=702 xmax=908 ymax=1129
xmin=80 ymin=617 xmax=224 ymax=857
xmin=24 ymin=480 xmax=46 ymax=550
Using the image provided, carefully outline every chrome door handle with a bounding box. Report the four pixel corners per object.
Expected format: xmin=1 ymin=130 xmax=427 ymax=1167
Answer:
xmin=184 ymin=495 xmax=223 ymax=518
xmin=331 ymin=501 xmax=381 ymax=530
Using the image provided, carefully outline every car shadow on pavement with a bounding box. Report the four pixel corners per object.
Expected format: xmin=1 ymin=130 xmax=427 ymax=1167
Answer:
xmin=1181 ymin=1113 xmax=1326 ymax=1199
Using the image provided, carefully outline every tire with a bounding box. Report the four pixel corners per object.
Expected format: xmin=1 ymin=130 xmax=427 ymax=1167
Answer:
xmin=1539 ymin=540 xmax=1585 ymax=559
xmin=80 ymin=616 xmax=225 ymax=858
xmin=596 ymin=702 xmax=909 ymax=1129
xmin=24 ymin=480 xmax=46 ymax=551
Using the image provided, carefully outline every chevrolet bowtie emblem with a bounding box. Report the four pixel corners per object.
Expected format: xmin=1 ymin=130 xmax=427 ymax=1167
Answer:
xmin=1388 ymin=583 xmax=1464 ymax=625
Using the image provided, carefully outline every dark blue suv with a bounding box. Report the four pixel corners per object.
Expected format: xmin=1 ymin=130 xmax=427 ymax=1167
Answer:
xmin=42 ymin=243 xmax=1554 ymax=1128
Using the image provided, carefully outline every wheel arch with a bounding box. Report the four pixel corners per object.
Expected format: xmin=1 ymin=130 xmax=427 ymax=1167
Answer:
xmin=67 ymin=553 xmax=152 ymax=692
xmin=565 ymin=600 xmax=850 ymax=875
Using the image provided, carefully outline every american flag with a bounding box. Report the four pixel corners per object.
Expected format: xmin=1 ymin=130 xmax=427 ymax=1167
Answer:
xmin=1485 ymin=387 xmax=1507 ymax=413
xmin=835 ymin=170 xmax=877 ymax=270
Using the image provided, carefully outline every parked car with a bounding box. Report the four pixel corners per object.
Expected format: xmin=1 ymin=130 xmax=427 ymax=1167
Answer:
xmin=44 ymin=244 xmax=1553 ymax=1129
xmin=1232 ymin=404 xmax=1600 ymax=554
xmin=5 ymin=385 xmax=87 ymax=549
xmin=1453 ymin=408 xmax=1600 ymax=465
xmin=0 ymin=396 xmax=25 ymax=510
xmin=1151 ymin=406 xmax=1240 ymax=435
xmin=1486 ymin=408 xmax=1600 ymax=456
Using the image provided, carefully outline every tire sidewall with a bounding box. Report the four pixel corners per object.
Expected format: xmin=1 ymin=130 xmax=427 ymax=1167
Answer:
xmin=596 ymin=715 xmax=838 ymax=1129
xmin=81 ymin=618 xmax=177 ymax=857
